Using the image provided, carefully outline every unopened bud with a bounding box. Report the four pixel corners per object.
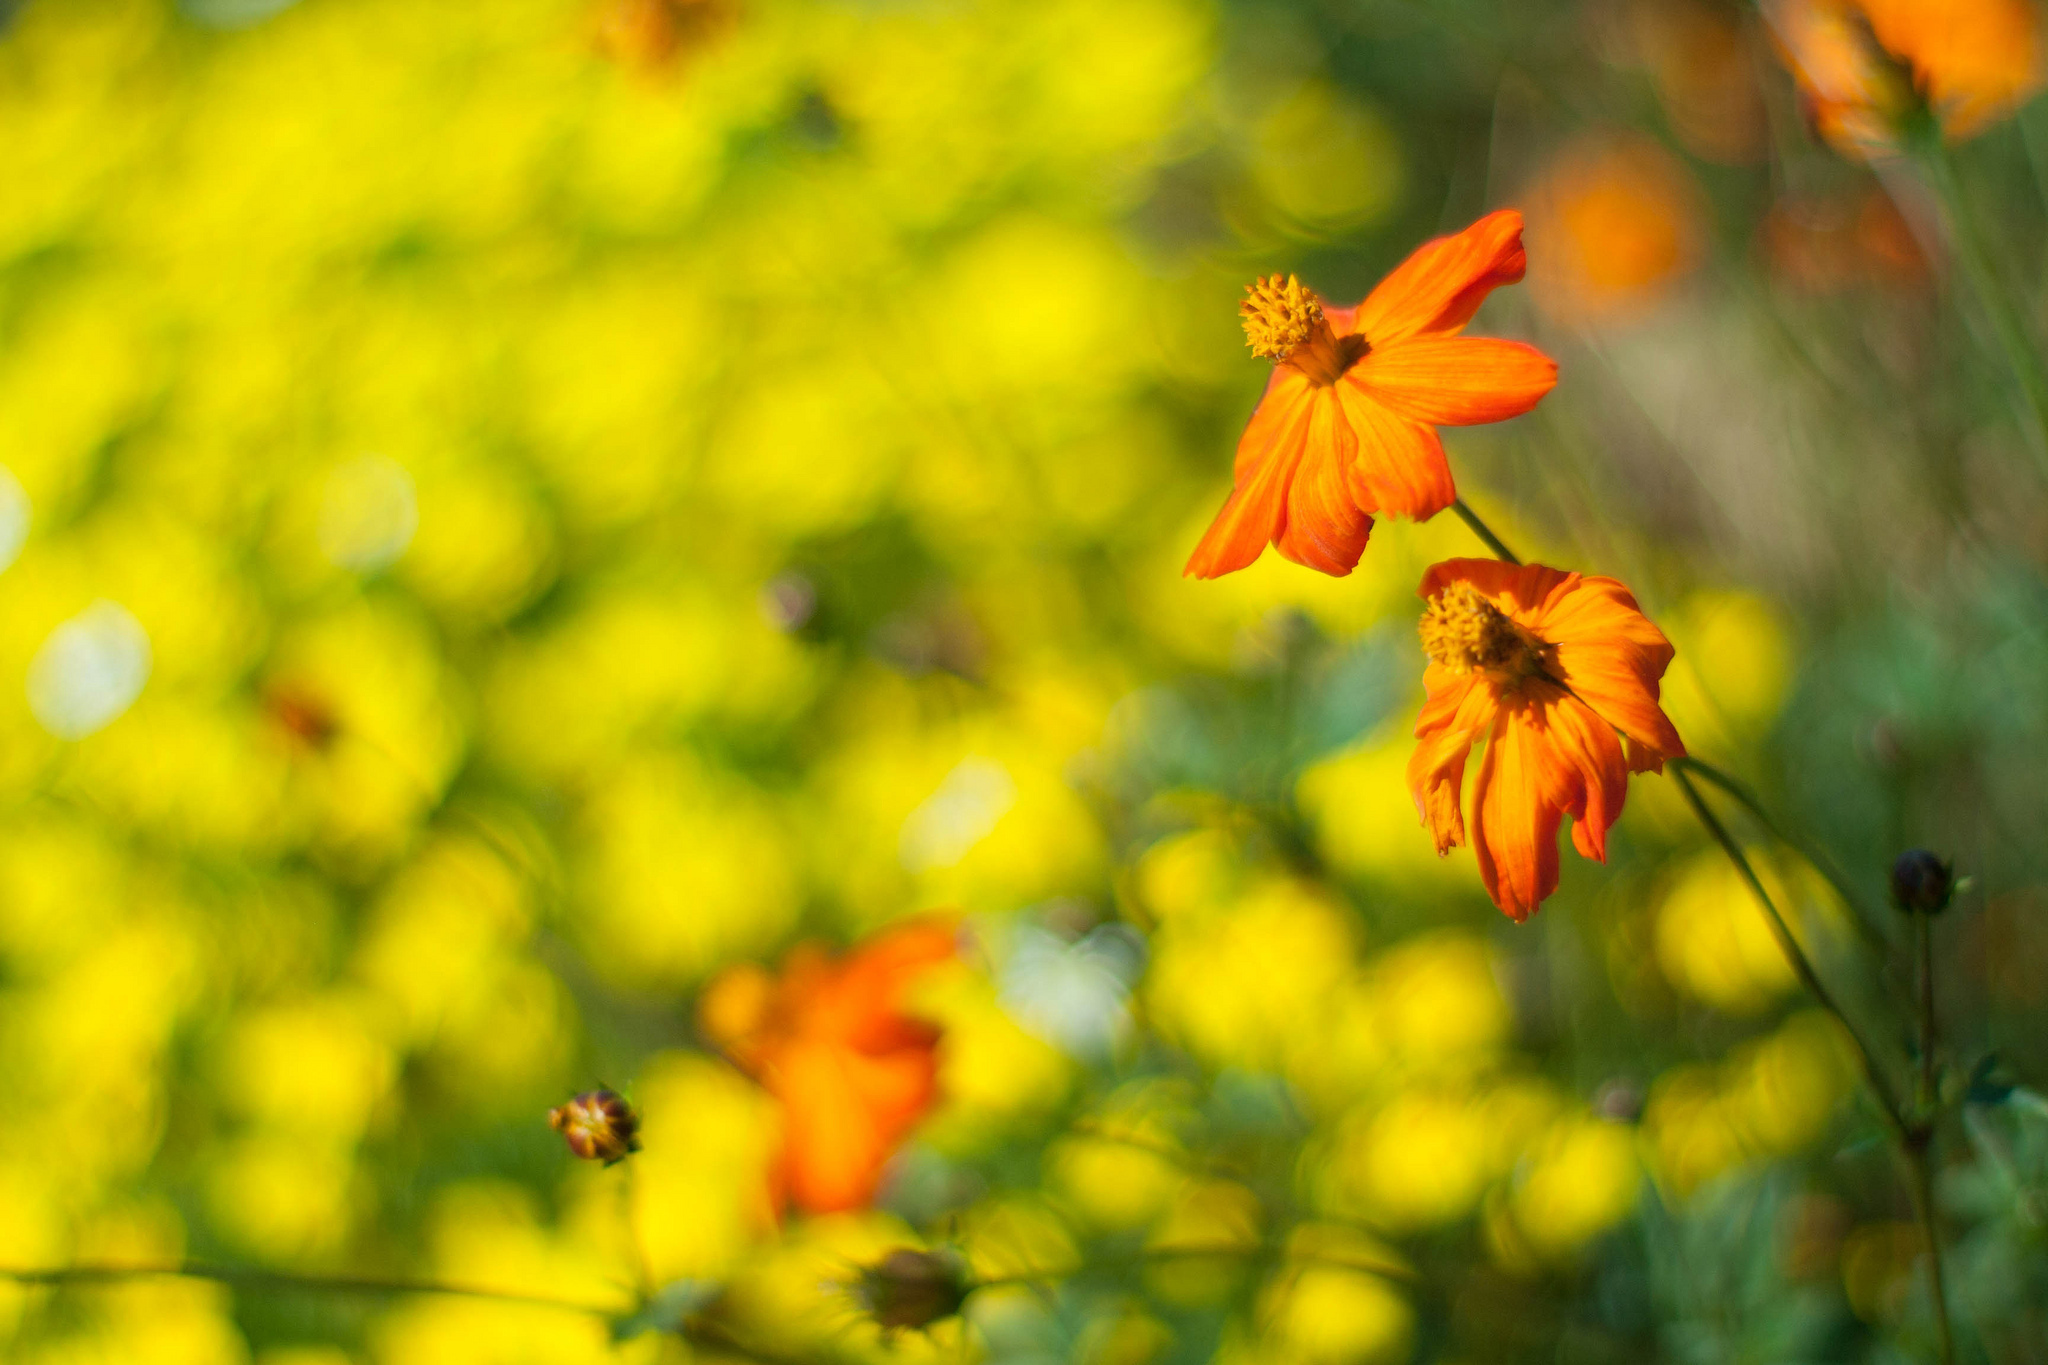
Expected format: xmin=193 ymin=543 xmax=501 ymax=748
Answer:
xmin=853 ymin=1248 xmax=971 ymax=1333
xmin=1890 ymin=850 xmax=1954 ymax=915
xmin=548 ymin=1089 xmax=641 ymax=1164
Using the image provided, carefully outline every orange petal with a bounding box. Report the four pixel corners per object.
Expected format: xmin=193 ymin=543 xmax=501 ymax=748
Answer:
xmin=1185 ymin=369 xmax=1316 ymax=578
xmin=1276 ymin=392 xmax=1374 ymax=575
xmin=1334 ymin=381 xmax=1457 ymax=520
xmin=774 ymin=1041 xmax=938 ymax=1214
xmin=1541 ymin=576 xmax=1686 ymax=768
xmin=1353 ymin=337 xmax=1559 ymax=428
xmin=1470 ymin=698 xmax=1572 ymax=920
xmin=1407 ymin=666 xmax=1498 ymax=852
xmin=1545 ymin=693 xmax=1631 ymax=862
xmin=1352 ymin=209 xmax=1530 ymax=345
xmin=1417 ymin=559 xmax=1575 ymax=621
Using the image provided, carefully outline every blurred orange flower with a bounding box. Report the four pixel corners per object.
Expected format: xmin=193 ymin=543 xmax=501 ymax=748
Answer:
xmin=593 ymin=0 xmax=735 ymax=75
xmin=699 ymin=918 xmax=958 ymax=1215
xmin=1617 ymin=0 xmax=1768 ymax=164
xmin=1526 ymin=136 xmax=1704 ymax=325
xmin=1408 ymin=559 xmax=1684 ymax=920
xmin=1185 ymin=212 xmax=1557 ymax=580
xmin=1761 ymin=187 xmax=1927 ymax=290
xmin=1767 ymin=0 xmax=2043 ymax=156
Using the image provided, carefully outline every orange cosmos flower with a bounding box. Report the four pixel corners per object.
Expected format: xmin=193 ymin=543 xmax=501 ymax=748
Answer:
xmin=698 ymin=918 xmax=957 ymax=1215
xmin=1407 ymin=559 xmax=1685 ymax=921
xmin=1767 ymin=0 xmax=2043 ymax=157
xmin=1185 ymin=211 xmax=1558 ymax=580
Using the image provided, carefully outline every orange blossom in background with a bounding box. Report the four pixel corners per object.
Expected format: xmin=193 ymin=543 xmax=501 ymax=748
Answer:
xmin=1185 ymin=210 xmax=1557 ymax=579
xmin=1525 ymin=135 xmax=1704 ymax=325
xmin=1766 ymin=0 xmax=2042 ymax=156
xmin=1408 ymin=559 xmax=1685 ymax=920
xmin=699 ymin=918 xmax=958 ymax=1215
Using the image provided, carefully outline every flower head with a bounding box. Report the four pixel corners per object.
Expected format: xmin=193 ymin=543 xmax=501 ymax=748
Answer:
xmin=1408 ymin=559 xmax=1685 ymax=920
xmin=1768 ymin=0 xmax=2043 ymax=156
xmin=1890 ymin=849 xmax=1956 ymax=913
xmin=1186 ymin=211 xmax=1558 ymax=580
xmin=549 ymin=1089 xmax=642 ymax=1164
xmin=851 ymin=1247 xmax=973 ymax=1333
xmin=699 ymin=918 xmax=958 ymax=1215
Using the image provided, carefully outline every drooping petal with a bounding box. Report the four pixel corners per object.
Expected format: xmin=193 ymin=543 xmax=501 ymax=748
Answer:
xmin=1540 ymin=575 xmax=1686 ymax=768
xmin=1353 ymin=336 xmax=1559 ymax=428
xmin=1545 ymin=693 xmax=1632 ymax=861
xmin=1352 ymin=209 xmax=1531 ymax=345
xmin=1185 ymin=369 xmax=1317 ymax=578
xmin=1334 ymin=380 xmax=1456 ymax=520
xmin=1469 ymin=698 xmax=1571 ymax=921
xmin=1407 ymin=666 xmax=1499 ymax=853
xmin=1276 ymin=391 xmax=1374 ymax=575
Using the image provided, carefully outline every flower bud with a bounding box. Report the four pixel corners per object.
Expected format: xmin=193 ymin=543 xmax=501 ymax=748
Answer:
xmin=1890 ymin=850 xmax=1954 ymax=915
xmin=852 ymin=1248 xmax=971 ymax=1333
xmin=548 ymin=1089 xmax=641 ymax=1164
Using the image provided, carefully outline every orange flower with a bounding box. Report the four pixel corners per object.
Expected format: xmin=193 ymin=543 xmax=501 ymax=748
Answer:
xmin=699 ymin=919 xmax=957 ymax=1215
xmin=1185 ymin=212 xmax=1558 ymax=580
xmin=1767 ymin=0 xmax=2043 ymax=156
xmin=1407 ymin=559 xmax=1685 ymax=920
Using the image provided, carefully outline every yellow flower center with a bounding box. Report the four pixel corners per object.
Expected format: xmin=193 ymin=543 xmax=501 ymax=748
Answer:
xmin=1420 ymin=584 xmax=1551 ymax=679
xmin=1240 ymin=273 xmax=1325 ymax=360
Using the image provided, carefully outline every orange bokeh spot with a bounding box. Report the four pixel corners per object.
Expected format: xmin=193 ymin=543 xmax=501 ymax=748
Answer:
xmin=1525 ymin=135 xmax=1703 ymax=326
xmin=700 ymin=918 xmax=959 ymax=1215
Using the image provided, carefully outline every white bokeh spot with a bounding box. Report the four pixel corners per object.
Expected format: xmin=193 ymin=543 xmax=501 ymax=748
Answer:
xmin=319 ymin=455 xmax=417 ymax=572
xmin=28 ymin=600 xmax=152 ymax=740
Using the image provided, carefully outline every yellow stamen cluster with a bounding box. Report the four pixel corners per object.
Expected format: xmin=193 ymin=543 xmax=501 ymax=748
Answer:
xmin=1240 ymin=273 xmax=1325 ymax=360
xmin=1420 ymin=584 xmax=1548 ymax=678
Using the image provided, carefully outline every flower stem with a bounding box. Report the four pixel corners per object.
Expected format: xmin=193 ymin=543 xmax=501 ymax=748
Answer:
xmin=1919 ymin=136 xmax=2048 ymax=477
xmin=1672 ymin=765 xmax=1908 ymax=1135
xmin=1909 ymin=908 xmax=1958 ymax=1365
xmin=0 ymin=1262 xmax=627 ymax=1316
xmin=1451 ymin=499 xmax=1521 ymax=564
xmin=1671 ymin=756 xmax=1889 ymax=950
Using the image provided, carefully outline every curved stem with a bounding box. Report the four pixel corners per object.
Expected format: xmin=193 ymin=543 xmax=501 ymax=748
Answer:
xmin=1672 ymin=766 xmax=1908 ymax=1137
xmin=1672 ymin=757 xmax=1889 ymax=950
xmin=0 ymin=1262 xmax=628 ymax=1317
xmin=1451 ymin=499 xmax=1521 ymax=564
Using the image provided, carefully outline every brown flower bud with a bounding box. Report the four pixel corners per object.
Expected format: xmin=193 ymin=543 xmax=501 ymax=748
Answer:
xmin=1890 ymin=850 xmax=1954 ymax=915
xmin=852 ymin=1248 xmax=971 ymax=1333
xmin=548 ymin=1089 xmax=641 ymax=1164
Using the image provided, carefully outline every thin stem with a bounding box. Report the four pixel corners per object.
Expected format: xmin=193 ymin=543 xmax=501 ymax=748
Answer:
xmin=1672 ymin=757 xmax=1889 ymax=950
xmin=1671 ymin=766 xmax=1908 ymax=1136
xmin=0 ymin=1262 xmax=627 ymax=1317
xmin=1919 ymin=136 xmax=2048 ymax=476
xmin=1451 ymin=499 xmax=1520 ymax=564
xmin=1909 ymin=909 xmax=1958 ymax=1365
xmin=624 ymin=1162 xmax=656 ymax=1299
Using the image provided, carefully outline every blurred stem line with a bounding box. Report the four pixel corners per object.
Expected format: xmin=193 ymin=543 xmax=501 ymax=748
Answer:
xmin=0 ymin=1262 xmax=628 ymax=1316
xmin=1919 ymin=137 xmax=2048 ymax=476
xmin=1672 ymin=765 xmax=1908 ymax=1135
xmin=1910 ymin=908 xmax=1958 ymax=1365
xmin=1672 ymin=757 xmax=1889 ymax=951
xmin=974 ymin=1242 xmax=1419 ymax=1290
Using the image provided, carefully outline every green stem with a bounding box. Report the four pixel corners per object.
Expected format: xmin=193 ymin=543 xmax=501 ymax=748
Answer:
xmin=1672 ymin=766 xmax=1908 ymax=1137
xmin=1672 ymin=756 xmax=1889 ymax=950
xmin=0 ymin=1262 xmax=627 ymax=1316
xmin=1909 ymin=909 xmax=1958 ymax=1365
xmin=1919 ymin=136 xmax=2048 ymax=476
xmin=1451 ymin=499 xmax=1520 ymax=564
